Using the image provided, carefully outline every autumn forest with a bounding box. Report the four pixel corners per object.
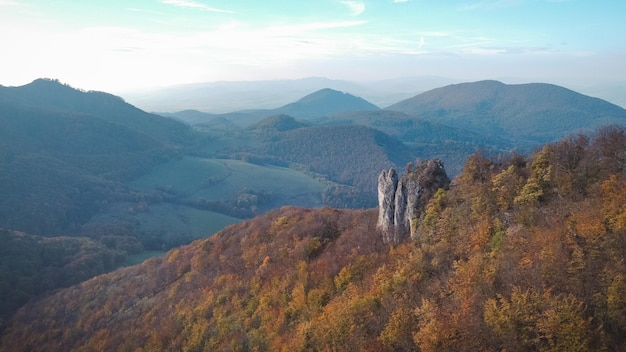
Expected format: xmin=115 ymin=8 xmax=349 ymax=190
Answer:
xmin=1 ymin=125 xmax=625 ymax=351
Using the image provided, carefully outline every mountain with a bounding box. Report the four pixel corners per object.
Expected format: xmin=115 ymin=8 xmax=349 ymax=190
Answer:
xmin=386 ymin=80 xmax=626 ymax=147
xmin=165 ymin=88 xmax=381 ymax=127
xmin=0 ymin=95 xmax=167 ymax=159
xmin=275 ymin=88 xmax=380 ymax=118
xmin=161 ymin=81 xmax=626 ymax=177
xmin=0 ymin=78 xmax=193 ymax=145
xmin=240 ymin=88 xmax=380 ymax=126
xmin=3 ymin=126 xmax=625 ymax=351
xmin=0 ymin=80 xmax=186 ymax=236
xmin=119 ymin=77 xmax=626 ymax=114
xmin=118 ymin=76 xmax=458 ymax=114
xmin=119 ymin=77 xmax=369 ymax=113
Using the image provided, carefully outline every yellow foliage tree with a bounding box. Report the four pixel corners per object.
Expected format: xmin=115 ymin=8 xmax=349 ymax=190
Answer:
xmin=485 ymin=287 xmax=591 ymax=351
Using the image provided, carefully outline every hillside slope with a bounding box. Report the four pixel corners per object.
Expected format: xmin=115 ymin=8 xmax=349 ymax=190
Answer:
xmin=0 ymin=80 xmax=184 ymax=236
xmin=0 ymin=79 xmax=192 ymax=144
xmin=321 ymin=109 xmax=509 ymax=176
xmin=3 ymin=126 xmax=625 ymax=351
xmin=0 ymin=229 xmax=128 ymax=325
xmin=386 ymin=80 xmax=626 ymax=147
xmin=253 ymin=125 xmax=417 ymax=206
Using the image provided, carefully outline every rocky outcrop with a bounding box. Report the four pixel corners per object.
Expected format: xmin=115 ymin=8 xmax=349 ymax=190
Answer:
xmin=377 ymin=169 xmax=398 ymax=244
xmin=377 ymin=159 xmax=450 ymax=244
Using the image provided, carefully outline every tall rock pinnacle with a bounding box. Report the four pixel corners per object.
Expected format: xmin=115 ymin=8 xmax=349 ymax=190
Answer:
xmin=377 ymin=159 xmax=450 ymax=244
xmin=377 ymin=168 xmax=399 ymax=244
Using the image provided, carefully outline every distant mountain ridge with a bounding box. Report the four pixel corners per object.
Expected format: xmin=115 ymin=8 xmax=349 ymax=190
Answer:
xmin=160 ymin=80 xmax=626 ymax=176
xmin=120 ymin=76 xmax=457 ymax=113
xmin=0 ymin=78 xmax=192 ymax=145
xmin=119 ymin=76 xmax=626 ymax=114
xmin=386 ymin=80 xmax=626 ymax=146
xmin=162 ymin=80 xmax=626 ymax=152
xmin=165 ymin=88 xmax=380 ymax=127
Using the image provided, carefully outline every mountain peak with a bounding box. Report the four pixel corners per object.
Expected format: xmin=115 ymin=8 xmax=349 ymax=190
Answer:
xmin=19 ymin=78 xmax=84 ymax=96
xmin=277 ymin=88 xmax=380 ymax=118
xmin=29 ymin=77 xmax=66 ymax=86
xmin=295 ymin=88 xmax=352 ymax=103
xmin=15 ymin=78 xmax=125 ymax=107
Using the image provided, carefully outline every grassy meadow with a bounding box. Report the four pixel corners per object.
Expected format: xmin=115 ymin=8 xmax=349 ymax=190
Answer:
xmin=130 ymin=156 xmax=328 ymax=202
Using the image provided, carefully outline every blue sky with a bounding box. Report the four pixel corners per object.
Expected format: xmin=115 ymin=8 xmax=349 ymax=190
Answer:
xmin=1 ymin=0 xmax=625 ymax=92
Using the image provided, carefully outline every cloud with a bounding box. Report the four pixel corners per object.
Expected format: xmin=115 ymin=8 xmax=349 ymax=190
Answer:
xmin=126 ymin=7 xmax=163 ymax=15
xmin=417 ymin=36 xmax=425 ymax=49
xmin=341 ymin=1 xmax=365 ymax=16
xmin=393 ymin=0 xmax=409 ymax=3
xmin=0 ymin=0 xmax=19 ymax=5
xmin=161 ymin=0 xmax=234 ymax=13
xmin=420 ymin=31 xmax=451 ymax=38
xmin=275 ymin=20 xmax=367 ymax=32
xmin=191 ymin=20 xmax=369 ymax=60
xmin=458 ymin=0 xmax=522 ymax=11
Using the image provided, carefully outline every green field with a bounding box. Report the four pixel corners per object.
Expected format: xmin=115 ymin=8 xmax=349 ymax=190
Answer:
xmin=131 ymin=202 xmax=241 ymax=238
xmin=85 ymin=200 xmax=242 ymax=250
xmin=130 ymin=156 xmax=328 ymax=202
xmin=120 ymin=156 xmax=329 ymax=251
xmin=129 ymin=156 xmax=230 ymax=195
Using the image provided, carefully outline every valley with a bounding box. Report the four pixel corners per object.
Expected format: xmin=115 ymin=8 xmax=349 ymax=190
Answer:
xmin=1 ymin=78 xmax=625 ymax=347
xmin=2 ymin=125 xmax=625 ymax=350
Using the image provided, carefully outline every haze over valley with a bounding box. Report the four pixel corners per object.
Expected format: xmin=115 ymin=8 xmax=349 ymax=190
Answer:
xmin=120 ymin=76 xmax=626 ymax=115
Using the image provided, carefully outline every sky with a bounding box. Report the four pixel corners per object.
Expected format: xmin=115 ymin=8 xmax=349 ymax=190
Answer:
xmin=1 ymin=0 xmax=625 ymax=92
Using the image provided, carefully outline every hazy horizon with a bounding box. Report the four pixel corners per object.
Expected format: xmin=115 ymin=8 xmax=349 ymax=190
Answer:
xmin=1 ymin=0 xmax=625 ymax=94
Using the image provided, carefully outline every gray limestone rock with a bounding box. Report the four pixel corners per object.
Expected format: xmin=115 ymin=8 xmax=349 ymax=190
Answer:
xmin=377 ymin=159 xmax=450 ymax=244
xmin=377 ymin=168 xmax=398 ymax=244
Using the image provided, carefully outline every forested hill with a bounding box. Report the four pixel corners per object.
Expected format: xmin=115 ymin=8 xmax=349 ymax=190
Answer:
xmin=254 ymin=124 xmax=416 ymax=206
xmin=0 ymin=229 xmax=128 ymax=324
xmin=0 ymin=78 xmax=193 ymax=144
xmin=0 ymin=79 xmax=187 ymax=236
xmin=276 ymin=88 xmax=380 ymax=118
xmin=386 ymin=80 xmax=626 ymax=147
xmin=2 ymin=125 xmax=625 ymax=351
